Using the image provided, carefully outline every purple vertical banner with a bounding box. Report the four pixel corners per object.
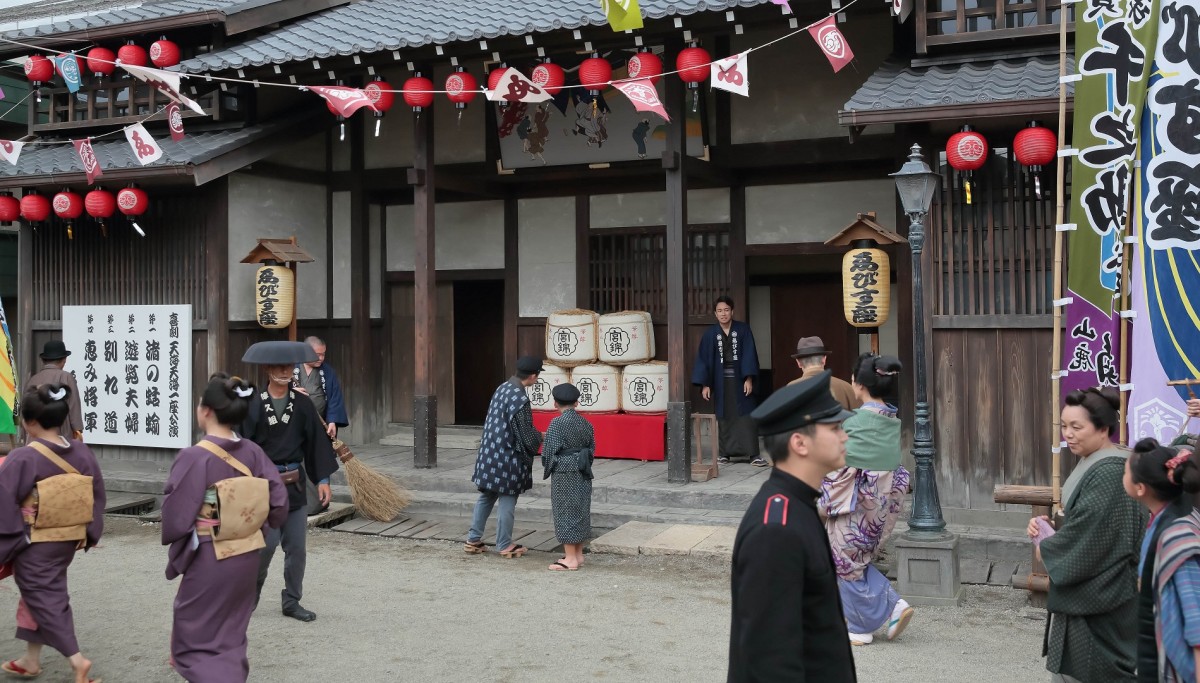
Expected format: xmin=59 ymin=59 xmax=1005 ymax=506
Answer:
xmin=1127 ymin=236 xmax=1187 ymax=443
xmin=1062 ymin=291 xmax=1121 ymax=398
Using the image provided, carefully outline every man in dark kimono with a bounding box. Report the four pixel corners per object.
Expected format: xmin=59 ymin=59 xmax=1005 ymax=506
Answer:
xmin=692 ymin=296 xmax=761 ymax=465
xmin=728 ymin=372 xmax=856 ymax=683
xmin=464 ymin=356 xmax=543 ymax=558
xmin=292 ymin=335 xmax=348 ymax=515
xmin=241 ymin=362 xmax=338 ymax=622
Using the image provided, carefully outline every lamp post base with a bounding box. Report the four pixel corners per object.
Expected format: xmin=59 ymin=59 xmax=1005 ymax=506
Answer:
xmin=894 ymin=530 xmax=962 ymax=607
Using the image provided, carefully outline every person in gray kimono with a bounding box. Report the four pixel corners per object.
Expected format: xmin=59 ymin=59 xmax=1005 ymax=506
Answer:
xmin=541 ymin=383 xmax=595 ymax=571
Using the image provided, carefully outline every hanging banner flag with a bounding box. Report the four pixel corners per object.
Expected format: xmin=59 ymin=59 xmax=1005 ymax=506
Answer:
xmin=121 ymin=63 xmax=205 ymax=115
xmin=612 ymin=79 xmax=669 ymax=121
xmin=0 ymin=140 xmax=23 ymax=166
xmin=0 ymin=86 xmax=5 ymax=101
xmin=808 ymin=16 xmax=855 ymax=73
xmin=124 ymin=123 xmax=163 ymax=165
xmin=166 ymin=103 xmax=185 ymax=141
xmin=600 ymin=0 xmax=644 ymax=31
xmin=309 ymin=85 xmax=379 ymax=117
xmin=1126 ymin=0 xmax=1200 ymax=444
xmin=769 ymin=0 xmax=793 ymax=13
xmin=73 ymin=138 xmax=103 ymax=185
xmin=1061 ymin=0 xmax=1159 ymax=399
xmin=711 ymin=53 xmax=749 ymax=97
xmin=485 ymin=68 xmax=552 ymax=104
xmin=0 ymin=298 xmax=16 ymax=435
xmin=56 ymin=52 xmax=82 ymax=93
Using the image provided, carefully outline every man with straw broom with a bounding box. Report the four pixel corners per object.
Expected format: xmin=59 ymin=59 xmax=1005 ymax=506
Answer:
xmin=292 ymin=335 xmax=349 ymax=515
xmin=239 ymin=341 xmax=339 ymax=623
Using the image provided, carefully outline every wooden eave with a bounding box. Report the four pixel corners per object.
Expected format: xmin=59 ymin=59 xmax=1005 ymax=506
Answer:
xmin=0 ymin=13 xmax=227 ymax=57
xmin=838 ymin=95 xmax=1071 ymax=127
xmin=239 ymin=237 xmax=315 ymax=263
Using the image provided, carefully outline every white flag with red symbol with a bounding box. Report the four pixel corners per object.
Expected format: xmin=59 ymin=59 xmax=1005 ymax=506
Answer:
xmin=309 ymin=85 xmax=379 ymax=117
xmin=121 ymin=63 xmax=205 ymax=115
xmin=710 ymin=53 xmax=749 ymax=97
xmin=166 ymin=103 xmax=185 ymax=141
xmin=73 ymin=138 xmax=103 ymax=185
xmin=124 ymin=123 xmax=163 ymax=166
xmin=0 ymin=140 xmax=23 ymax=166
xmin=485 ymin=68 xmax=552 ymax=104
xmin=808 ymin=17 xmax=855 ymax=73
xmin=612 ymin=79 xmax=670 ymax=121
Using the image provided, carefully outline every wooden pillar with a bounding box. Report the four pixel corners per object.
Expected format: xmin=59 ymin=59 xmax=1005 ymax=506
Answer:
xmin=664 ymin=39 xmax=692 ymax=484
xmin=16 ymin=219 xmax=33 ymax=387
xmin=575 ymin=195 xmax=589 ymax=309
xmin=730 ymin=185 xmax=747 ymax=316
xmin=411 ymin=97 xmax=437 ymax=468
xmin=503 ymin=197 xmax=518 ymax=374
xmin=204 ymin=179 xmax=229 ymax=379
xmin=348 ymin=103 xmax=377 ymax=443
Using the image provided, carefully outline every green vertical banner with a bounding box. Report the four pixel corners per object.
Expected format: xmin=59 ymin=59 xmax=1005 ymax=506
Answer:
xmin=0 ymin=298 xmax=16 ymax=434
xmin=601 ymin=0 xmax=643 ymax=31
xmin=1062 ymin=0 xmax=1159 ymax=397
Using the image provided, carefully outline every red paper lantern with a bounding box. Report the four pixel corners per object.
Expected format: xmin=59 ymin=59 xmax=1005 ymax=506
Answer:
xmin=23 ymin=55 xmax=53 ymax=85
xmin=0 ymin=194 xmax=19 ymax=222
xmin=1014 ymin=121 xmax=1057 ymax=168
xmin=579 ymin=56 xmax=612 ymax=94
xmin=487 ymin=66 xmax=507 ymax=92
xmin=53 ymin=191 xmax=83 ymax=219
xmin=364 ymin=80 xmax=395 ymax=114
xmin=85 ymin=189 xmax=116 ymax=218
xmin=676 ymin=46 xmax=710 ymax=87
xmin=55 ymin=54 xmax=83 ymax=79
xmin=20 ymin=194 xmax=50 ymax=223
xmin=445 ymin=69 xmax=479 ymax=108
xmin=627 ymin=51 xmax=663 ymax=85
xmin=946 ymin=126 xmax=988 ymax=172
xmin=86 ymin=47 xmax=116 ymax=76
xmin=403 ymin=75 xmax=434 ymax=111
xmin=531 ymin=62 xmax=564 ymax=96
xmin=150 ymin=38 xmax=181 ymax=68
xmin=117 ymin=42 xmax=148 ymax=68
xmin=117 ymin=187 xmax=148 ymax=216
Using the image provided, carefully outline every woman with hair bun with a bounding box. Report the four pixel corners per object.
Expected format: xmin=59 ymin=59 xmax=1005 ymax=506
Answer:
xmin=819 ymin=353 xmax=913 ymax=646
xmin=0 ymin=383 xmax=105 ymax=683
xmin=1030 ymin=386 xmax=1146 ymax=682
xmin=161 ymin=373 xmax=287 ymax=683
xmin=1124 ymin=439 xmax=1200 ymax=683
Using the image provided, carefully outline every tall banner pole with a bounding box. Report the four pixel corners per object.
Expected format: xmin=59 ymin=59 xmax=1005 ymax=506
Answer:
xmin=1050 ymin=5 xmax=1069 ymax=511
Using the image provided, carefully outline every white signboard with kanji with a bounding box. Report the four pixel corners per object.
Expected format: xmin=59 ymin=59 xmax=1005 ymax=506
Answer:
xmin=62 ymin=305 xmax=192 ymax=448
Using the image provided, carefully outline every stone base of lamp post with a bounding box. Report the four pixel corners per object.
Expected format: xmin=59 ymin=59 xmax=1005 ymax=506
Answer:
xmin=894 ymin=531 xmax=963 ymax=607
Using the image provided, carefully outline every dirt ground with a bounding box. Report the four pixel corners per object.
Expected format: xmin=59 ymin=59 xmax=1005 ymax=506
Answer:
xmin=0 ymin=518 xmax=1049 ymax=682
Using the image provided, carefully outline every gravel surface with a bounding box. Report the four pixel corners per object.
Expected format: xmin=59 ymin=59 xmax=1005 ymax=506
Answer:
xmin=0 ymin=518 xmax=1049 ymax=682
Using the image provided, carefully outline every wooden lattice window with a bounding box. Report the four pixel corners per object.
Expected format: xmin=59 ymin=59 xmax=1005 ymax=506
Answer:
xmin=589 ymin=225 xmax=729 ymax=319
xmin=919 ymin=0 xmax=1074 ymax=50
xmin=37 ymin=82 xmax=228 ymax=132
xmin=929 ymin=150 xmax=1067 ymax=317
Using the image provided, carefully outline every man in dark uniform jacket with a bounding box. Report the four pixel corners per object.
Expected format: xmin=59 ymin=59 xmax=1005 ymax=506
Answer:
xmin=728 ymin=371 xmax=857 ymax=683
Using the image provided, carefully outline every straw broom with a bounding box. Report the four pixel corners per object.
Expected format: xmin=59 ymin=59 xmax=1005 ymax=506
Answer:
xmin=322 ymin=419 xmax=412 ymax=522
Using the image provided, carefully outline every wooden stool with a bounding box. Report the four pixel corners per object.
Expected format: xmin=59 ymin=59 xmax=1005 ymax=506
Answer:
xmin=994 ymin=484 xmax=1052 ymax=607
xmin=692 ymin=413 xmax=719 ymax=481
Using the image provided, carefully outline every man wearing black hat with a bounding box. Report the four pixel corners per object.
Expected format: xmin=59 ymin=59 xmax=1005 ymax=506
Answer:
xmin=728 ymin=371 xmax=857 ymax=682
xmin=27 ymin=340 xmax=83 ymax=441
xmin=789 ymin=336 xmax=860 ymax=412
xmin=465 ymin=356 xmax=544 ymax=558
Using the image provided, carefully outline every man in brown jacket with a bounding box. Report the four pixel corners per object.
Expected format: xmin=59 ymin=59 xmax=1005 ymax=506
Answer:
xmin=788 ymin=336 xmax=861 ymax=412
xmin=27 ymin=340 xmax=84 ymax=440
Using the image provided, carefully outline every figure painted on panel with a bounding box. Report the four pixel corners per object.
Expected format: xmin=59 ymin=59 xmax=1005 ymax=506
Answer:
xmin=526 ymin=105 xmax=551 ymax=165
xmin=632 ymin=119 xmax=651 ymax=159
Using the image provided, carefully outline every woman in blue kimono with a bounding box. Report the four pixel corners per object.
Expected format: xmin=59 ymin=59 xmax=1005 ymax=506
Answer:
xmin=692 ymin=296 xmax=760 ymax=465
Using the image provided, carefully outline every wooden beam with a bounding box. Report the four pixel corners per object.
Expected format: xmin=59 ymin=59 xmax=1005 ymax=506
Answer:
xmin=838 ymin=97 xmax=1070 ymax=127
xmin=575 ymin=195 xmax=590 ymax=309
xmin=664 ymin=37 xmax=692 ymax=485
xmin=16 ymin=221 xmax=33 ymax=393
xmin=730 ymin=185 xmax=747 ymax=316
xmin=412 ymin=103 xmax=438 ymax=468
xmin=204 ymin=178 xmax=229 ymax=378
xmin=349 ymin=105 xmax=379 ymax=443
xmin=680 ymin=154 xmax=735 ymax=187
xmin=504 ymin=198 xmax=519 ymax=375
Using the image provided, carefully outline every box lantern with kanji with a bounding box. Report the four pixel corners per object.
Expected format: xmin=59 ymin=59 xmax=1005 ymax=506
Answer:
xmin=239 ymin=237 xmax=315 ymax=333
xmin=825 ymin=212 xmax=907 ymax=329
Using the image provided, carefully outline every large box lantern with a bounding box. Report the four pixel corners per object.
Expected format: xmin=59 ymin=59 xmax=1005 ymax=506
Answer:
xmin=824 ymin=211 xmax=907 ymax=330
xmin=239 ymin=237 xmax=315 ymax=335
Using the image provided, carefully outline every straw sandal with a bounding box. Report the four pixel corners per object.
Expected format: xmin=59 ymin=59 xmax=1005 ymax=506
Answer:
xmin=463 ymin=540 xmax=486 ymax=554
xmin=498 ymin=544 xmax=527 ymax=558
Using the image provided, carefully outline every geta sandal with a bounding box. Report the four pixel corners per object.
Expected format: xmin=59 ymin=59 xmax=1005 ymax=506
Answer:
xmin=463 ymin=540 xmax=486 ymax=554
xmin=499 ymin=544 xmax=527 ymax=558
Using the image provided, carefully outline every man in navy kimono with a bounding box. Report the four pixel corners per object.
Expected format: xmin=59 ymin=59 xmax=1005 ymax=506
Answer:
xmin=693 ymin=296 xmax=762 ymax=465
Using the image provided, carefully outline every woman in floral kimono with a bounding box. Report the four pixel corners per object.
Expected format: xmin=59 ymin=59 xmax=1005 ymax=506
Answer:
xmin=0 ymin=383 xmax=105 ymax=683
xmin=819 ymin=353 xmax=911 ymax=646
xmin=1123 ymin=438 xmax=1200 ymax=683
xmin=1029 ymin=387 xmax=1146 ymax=682
xmin=163 ymin=374 xmax=288 ymax=683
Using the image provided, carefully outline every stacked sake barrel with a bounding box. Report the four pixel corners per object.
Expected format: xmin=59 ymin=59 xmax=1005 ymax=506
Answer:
xmin=531 ymin=309 xmax=665 ymax=414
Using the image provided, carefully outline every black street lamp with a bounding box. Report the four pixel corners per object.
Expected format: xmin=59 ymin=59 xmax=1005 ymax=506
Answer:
xmin=890 ymin=143 xmax=947 ymax=536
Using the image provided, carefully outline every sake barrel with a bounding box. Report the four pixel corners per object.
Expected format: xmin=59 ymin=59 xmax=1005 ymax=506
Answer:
xmin=545 ymin=309 xmax=598 ymax=367
xmin=621 ymin=361 xmax=669 ymax=414
xmin=525 ymin=363 xmax=571 ymax=412
xmin=598 ymin=310 xmax=655 ymax=365
xmin=570 ymin=363 xmax=621 ymax=413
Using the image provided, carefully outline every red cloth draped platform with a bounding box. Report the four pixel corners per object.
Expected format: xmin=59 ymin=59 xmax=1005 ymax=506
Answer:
xmin=532 ymin=411 xmax=666 ymax=461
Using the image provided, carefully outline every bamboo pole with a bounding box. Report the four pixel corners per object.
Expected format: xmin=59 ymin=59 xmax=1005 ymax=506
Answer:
xmin=1050 ymin=6 xmax=1069 ymax=512
xmin=1118 ymin=193 xmax=1135 ymax=444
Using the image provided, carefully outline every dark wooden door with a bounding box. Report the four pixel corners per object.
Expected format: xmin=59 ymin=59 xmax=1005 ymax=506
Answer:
xmin=769 ymin=278 xmax=858 ymax=391
xmin=389 ymin=283 xmax=455 ymax=424
xmin=453 ymin=280 xmax=505 ymax=425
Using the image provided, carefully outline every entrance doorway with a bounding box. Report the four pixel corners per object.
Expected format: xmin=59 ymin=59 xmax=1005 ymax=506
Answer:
xmin=453 ymin=279 xmax=505 ymax=424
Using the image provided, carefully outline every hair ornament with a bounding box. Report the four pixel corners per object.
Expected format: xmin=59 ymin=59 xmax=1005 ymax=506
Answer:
xmin=47 ymin=387 xmax=67 ymax=401
xmin=875 ymin=367 xmax=899 ymax=377
xmin=234 ymin=386 xmax=254 ymax=398
xmin=1167 ymin=450 xmax=1192 ymax=483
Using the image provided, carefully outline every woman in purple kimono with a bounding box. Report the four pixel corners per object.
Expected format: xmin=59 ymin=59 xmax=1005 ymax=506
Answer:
xmin=162 ymin=374 xmax=288 ymax=683
xmin=0 ymin=383 xmax=105 ymax=683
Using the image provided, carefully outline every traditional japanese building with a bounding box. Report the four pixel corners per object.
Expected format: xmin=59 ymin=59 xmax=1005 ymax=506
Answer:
xmin=2 ymin=0 xmax=1072 ymax=526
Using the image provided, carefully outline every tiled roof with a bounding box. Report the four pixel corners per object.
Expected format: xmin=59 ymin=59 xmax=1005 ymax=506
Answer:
xmin=1 ymin=0 xmax=247 ymax=41
xmin=841 ymin=54 xmax=1074 ymax=112
xmin=178 ymin=0 xmax=771 ymax=73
